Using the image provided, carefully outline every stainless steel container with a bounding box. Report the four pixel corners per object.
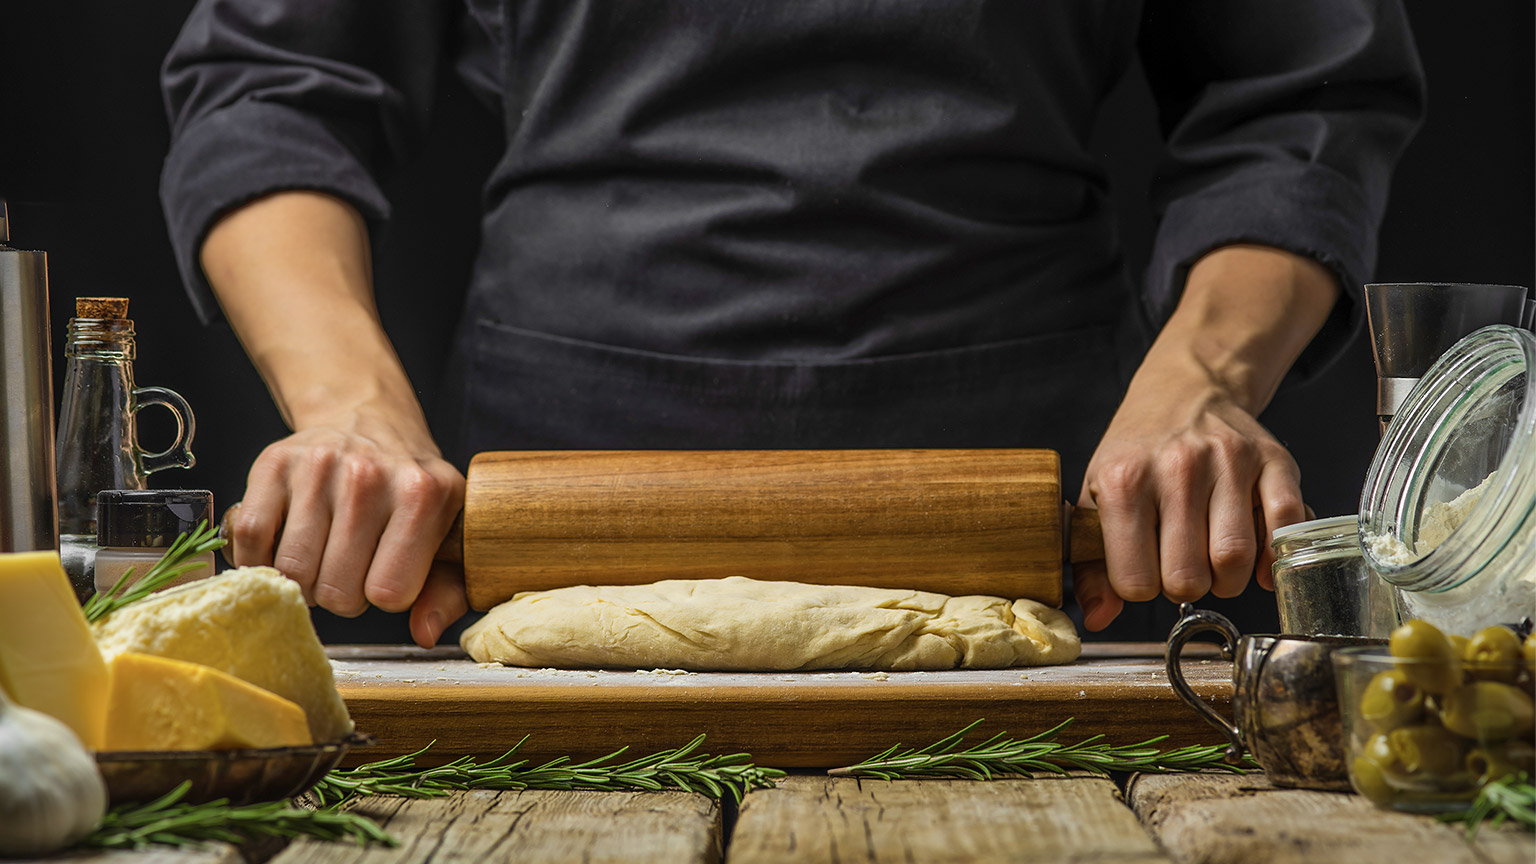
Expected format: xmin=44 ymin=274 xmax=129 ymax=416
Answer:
xmin=1365 ymin=282 xmax=1528 ymax=433
xmin=0 ymin=201 xmax=59 ymax=552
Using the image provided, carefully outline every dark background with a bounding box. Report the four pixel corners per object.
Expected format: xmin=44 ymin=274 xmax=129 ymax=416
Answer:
xmin=2 ymin=2 xmax=1531 ymax=643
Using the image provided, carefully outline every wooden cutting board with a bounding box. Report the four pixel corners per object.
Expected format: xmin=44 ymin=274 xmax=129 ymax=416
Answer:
xmin=329 ymin=642 xmax=1233 ymax=768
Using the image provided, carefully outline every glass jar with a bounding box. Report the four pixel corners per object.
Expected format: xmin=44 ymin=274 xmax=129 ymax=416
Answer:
xmin=93 ymin=489 xmax=215 ymax=595
xmin=1272 ymin=515 xmax=1398 ymax=638
xmin=1358 ymin=325 xmax=1536 ymax=635
xmin=1333 ymin=646 xmax=1534 ymax=814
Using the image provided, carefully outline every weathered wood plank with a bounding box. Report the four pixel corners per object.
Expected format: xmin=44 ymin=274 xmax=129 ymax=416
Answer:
xmin=267 ymin=789 xmax=720 ymax=864
xmin=41 ymin=846 xmax=243 ymax=864
xmin=727 ymin=774 xmax=1168 ymax=864
xmin=1127 ymin=772 xmax=1525 ymax=864
xmin=1468 ymin=826 xmax=1536 ymax=864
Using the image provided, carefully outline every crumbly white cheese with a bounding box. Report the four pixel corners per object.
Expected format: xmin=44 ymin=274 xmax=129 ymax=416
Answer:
xmin=91 ymin=566 xmax=353 ymax=742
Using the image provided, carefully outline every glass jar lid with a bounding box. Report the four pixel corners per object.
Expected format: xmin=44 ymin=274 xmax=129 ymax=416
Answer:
xmin=1271 ymin=514 xmax=1359 ymax=560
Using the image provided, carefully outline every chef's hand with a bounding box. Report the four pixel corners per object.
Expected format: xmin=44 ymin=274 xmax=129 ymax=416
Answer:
xmin=225 ymin=409 xmax=467 ymax=648
xmin=202 ymin=190 xmax=468 ymax=648
xmin=1073 ymin=244 xmax=1339 ymax=632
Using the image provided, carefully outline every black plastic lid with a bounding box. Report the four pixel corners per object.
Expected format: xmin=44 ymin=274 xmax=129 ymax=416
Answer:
xmin=96 ymin=489 xmax=214 ymax=547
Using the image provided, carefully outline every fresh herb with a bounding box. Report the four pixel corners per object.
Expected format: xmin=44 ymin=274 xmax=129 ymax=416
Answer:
xmin=82 ymin=520 xmax=226 ymax=623
xmin=829 ymin=718 xmax=1258 ymax=780
xmin=1440 ymin=774 xmax=1536 ymax=838
xmin=310 ymin=734 xmax=786 ymax=807
xmin=80 ymin=781 xmax=396 ymax=850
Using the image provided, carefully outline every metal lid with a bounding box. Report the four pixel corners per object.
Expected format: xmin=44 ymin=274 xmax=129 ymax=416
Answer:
xmin=96 ymin=489 xmax=214 ymax=547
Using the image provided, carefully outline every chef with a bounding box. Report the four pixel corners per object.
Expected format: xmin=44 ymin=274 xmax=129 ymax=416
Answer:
xmin=159 ymin=1 xmax=1425 ymax=648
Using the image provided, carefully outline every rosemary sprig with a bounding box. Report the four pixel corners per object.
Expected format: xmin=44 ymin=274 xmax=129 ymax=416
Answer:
xmin=1439 ymin=774 xmax=1536 ymax=838
xmin=83 ymin=520 xmax=226 ymax=623
xmin=829 ymin=719 xmax=1258 ymax=780
xmin=310 ymin=734 xmax=786 ymax=807
xmin=80 ymin=781 xmax=397 ymax=850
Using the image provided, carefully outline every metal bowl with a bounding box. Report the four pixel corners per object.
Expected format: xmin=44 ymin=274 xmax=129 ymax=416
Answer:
xmin=96 ymin=733 xmax=374 ymax=806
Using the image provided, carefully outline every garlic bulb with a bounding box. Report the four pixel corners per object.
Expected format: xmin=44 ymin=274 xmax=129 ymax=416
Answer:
xmin=0 ymin=686 xmax=108 ymax=855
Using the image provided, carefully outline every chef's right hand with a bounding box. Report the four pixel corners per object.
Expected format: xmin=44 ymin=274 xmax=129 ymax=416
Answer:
xmin=224 ymin=406 xmax=466 ymax=648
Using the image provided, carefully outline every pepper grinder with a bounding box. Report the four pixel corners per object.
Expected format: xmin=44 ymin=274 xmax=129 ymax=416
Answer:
xmin=0 ymin=200 xmax=59 ymax=554
xmin=1364 ymin=282 xmax=1529 ymax=434
xmin=55 ymin=296 xmax=197 ymax=599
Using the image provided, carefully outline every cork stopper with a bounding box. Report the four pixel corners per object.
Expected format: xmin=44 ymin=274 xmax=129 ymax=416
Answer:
xmin=76 ymin=297 xmax=130 ymax=319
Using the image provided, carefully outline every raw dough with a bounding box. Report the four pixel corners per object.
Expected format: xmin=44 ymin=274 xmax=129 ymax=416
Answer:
xmin=461 ymin=576 xmax=1080 ymax=671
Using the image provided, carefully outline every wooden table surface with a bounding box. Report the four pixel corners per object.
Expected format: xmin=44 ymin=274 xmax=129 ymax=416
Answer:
xmin=32 ymin=642 xmax=1533 ymax=862
xmin=49 ymin=773 xmax=1531 ymax=864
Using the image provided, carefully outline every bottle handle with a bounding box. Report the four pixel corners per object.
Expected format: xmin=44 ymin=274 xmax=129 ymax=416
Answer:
xmin=131 ymin=386 xmax=196 ymax=474
xmin=1165 ymin=602 xmax=1246 ymax=764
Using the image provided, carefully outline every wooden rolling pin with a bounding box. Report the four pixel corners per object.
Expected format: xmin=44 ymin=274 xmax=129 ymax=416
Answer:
xmin=433 ymin=449 xmax=1103 ymax=610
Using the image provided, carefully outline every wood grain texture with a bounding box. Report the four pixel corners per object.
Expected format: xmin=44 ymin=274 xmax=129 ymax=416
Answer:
xmin=460 ymin=449 xmax=1068 ymax=609
xmin=728 ymin=774 xmax=1168 ymax=864
xmin=268 ymin=789 xmax=720 ymax=864
xmin=330 ymin=643 xmax=1232 ymax=768
xmin=40 ymin=845 xmax=242 ymax=864
xmin=1127 ymin=772 xmax=1528 ymax=864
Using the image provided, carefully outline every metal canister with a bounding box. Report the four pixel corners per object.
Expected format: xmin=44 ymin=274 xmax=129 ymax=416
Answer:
xmin=0 ymin=201 xmax=58 ymax=553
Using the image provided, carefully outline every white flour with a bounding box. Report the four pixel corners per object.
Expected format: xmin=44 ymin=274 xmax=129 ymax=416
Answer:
xmin=1367 ymin=471 xmax=1496 ymax=564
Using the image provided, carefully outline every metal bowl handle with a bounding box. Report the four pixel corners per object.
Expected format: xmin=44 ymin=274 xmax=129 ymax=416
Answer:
xmin=1166 ymin=603 xmax=1246 ymax=764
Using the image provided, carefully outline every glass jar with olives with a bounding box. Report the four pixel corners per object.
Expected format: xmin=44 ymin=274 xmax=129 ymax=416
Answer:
xmin=1359 ymin=325 xmax=1536 ymax=636
xmin=1333 ymin=618 xmax=1535 ymax=813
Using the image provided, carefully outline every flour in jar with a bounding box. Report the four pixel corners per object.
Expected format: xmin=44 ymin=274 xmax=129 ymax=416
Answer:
xmin=1367 ymin=471 xmax=1497 ymax=564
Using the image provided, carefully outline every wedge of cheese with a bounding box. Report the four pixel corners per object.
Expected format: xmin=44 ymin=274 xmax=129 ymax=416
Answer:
xmin=0 ymin=551 xmax=109 ymax=749
xmin=103 ymin=652 xmax=310 ymax=750
xmin=92 ymin=566 xmax=353 ymax=742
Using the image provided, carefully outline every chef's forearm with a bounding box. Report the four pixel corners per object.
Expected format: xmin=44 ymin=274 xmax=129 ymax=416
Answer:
xmin=199 ymin=191 xmax=431 ymax=440
xmin=1141 ymin=244 xmax=1340 ymax=414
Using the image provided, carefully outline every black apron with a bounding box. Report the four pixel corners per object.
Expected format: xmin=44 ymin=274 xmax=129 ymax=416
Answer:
xmin=441 ymin=0 xmax=1142 ymax=477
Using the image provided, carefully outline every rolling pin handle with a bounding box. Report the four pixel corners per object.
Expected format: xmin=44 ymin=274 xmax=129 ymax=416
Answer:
xmin=1064 ymin=503 xmax=1105 ymax=566
xmin=437 ymin=511 xmax=465 ymax=565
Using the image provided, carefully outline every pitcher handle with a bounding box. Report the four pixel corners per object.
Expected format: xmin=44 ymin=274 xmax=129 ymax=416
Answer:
xmin=1166 ymin=602 xmax=1245 ymax=764
xmin=132 ymin=386 xmax=196 ymax=474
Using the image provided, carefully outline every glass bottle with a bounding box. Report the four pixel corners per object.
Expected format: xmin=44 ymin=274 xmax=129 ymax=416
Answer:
xmin=1358 ymin=324 xmax=1536 ymax=635
xmin=55 ymin=297 xmax=196 ymax=600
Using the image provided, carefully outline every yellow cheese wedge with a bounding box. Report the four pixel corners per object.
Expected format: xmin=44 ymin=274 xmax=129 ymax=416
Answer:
xmin=92 ymin=566 xmax=353 ymax=742
xmin=0 ymin=551 xmax=109 ymax=749
xmin=103 ymin=652 xmax=311 ymax=750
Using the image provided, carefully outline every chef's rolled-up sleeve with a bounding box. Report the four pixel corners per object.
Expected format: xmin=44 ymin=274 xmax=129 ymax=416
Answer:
xmin=1138 ymin=0 xmax=1425 ymax=379
xmin=160 ymin=0 xmax=451 ymax=321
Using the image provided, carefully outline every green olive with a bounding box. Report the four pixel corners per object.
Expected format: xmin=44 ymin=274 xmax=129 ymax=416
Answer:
xmin=1351 ymin=755 xmax=1399 ymax=805
xmin=1440 ymin=681 xmax=1536 ymax=741
xmin=1467 ymin=740 xmax=1536 ymax=785
xmin=1524 ymin=633 xmax=1536 ymax=671
xmin=1390 ymin=620 xmax=1463 ymax=695
xmin=1387 ymin=725 xmax=1465 ymax=777
xmin=1464 ymin=626 xmax=1522 ymax=684
xmin=1359 ymin=669 xmax=1426 ymax=732
xmin=1449 ymin=634 xmax=1471 ymax=657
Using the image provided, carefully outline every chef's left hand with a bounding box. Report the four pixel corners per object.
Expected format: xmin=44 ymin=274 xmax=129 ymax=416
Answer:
xmin=1073 ymin=244 xmax=1339 ymax=631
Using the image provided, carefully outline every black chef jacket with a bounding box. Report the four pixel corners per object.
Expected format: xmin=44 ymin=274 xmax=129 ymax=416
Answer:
xmin=159 ymin=1 xmax=1424 ymax=638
